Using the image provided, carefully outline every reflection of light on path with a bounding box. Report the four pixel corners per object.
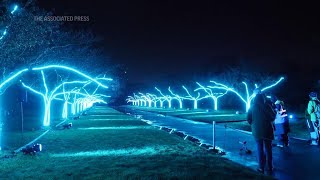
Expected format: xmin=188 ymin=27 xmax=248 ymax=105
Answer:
xmin=187 ymin=114 xmax=239 ymax=118
xmin=88 ymin=115 xmax=124 ymax=117
xmin=51 ymin=146 xmax=165 ymax=157
xmin=172 ymin=112 xmax=208 ymax=115
xmin=89 ymin=119 xmax=135 ymax=121
xmin=78 ymin=126 xmax=149 ymax=130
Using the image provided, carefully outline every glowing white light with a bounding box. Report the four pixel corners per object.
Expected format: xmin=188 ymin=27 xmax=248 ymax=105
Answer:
xmin=11 ymin=5 xmax=18 ymax=14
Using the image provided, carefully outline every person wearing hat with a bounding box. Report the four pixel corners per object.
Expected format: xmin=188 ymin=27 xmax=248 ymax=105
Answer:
xmin=274 ymin=100 xmax=290 ymax=147
xmin=307 ymin=92 xmax=320 ymax=145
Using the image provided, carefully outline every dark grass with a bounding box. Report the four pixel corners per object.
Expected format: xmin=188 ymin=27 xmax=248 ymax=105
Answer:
xmin=1 ymin=130 xmax=47 ymax=151
xmin=0 ymin=106 xmax=269 ymax=179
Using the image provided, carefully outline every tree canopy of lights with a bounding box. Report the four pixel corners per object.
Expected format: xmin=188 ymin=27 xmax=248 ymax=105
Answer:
xmin=139 ymin=93 xmax=152 ymax=107
xmin=146 ymin=93 xmax=160 ymax=107
xmin=209 ymin=77 xmax=284 ymax=112
xmin=168 ymin=87 xmax=183 ymax=109
xmin=126 ymin=96 xmax=136 ymax=106
xmin=133 ymin=93 xmax=146 ymax=107
xmin=195 ymin=82 xmax=228 ymax=111
xmin=20 ymin=65 xmax=112 ymax=126
xmin=182 ymin=85 xmax=209 ymax=109
xmin=155 ymin=87 xmax=173 ymax=108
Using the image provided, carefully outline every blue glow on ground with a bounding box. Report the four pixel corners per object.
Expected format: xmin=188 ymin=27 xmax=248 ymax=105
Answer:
xmin=50 ymin=146 xmax=167 ymax=157
xmin=186 ymin=114 xmax=239 ymax=118
xmin=88 ymin=119 xmax=135 ymax=121
xmin=77 ymin=126 xmax=150 ymax=130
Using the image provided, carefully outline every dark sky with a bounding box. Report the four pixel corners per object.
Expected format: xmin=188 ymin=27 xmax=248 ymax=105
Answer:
xmin=38 ymin=0 xmax=320 ymax=104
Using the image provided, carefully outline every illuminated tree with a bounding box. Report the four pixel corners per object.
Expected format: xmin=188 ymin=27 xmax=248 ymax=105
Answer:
xmin=182 ymin=85 xmax=208 ymax=109
xmin=146 ymin=93 xmax=160 ymax=107
xmin=20 ymin=65 xmax=112 ymax=126
xmin=168 ymin=87 xmax=183 ymax=109
xmin=126 ymin=96 xmax=136 ymax=106
xmin=155 ymin=87 xmax=173 ymax=108
xmin=133 ymin=93 xmax=146 ymax=106
xmin=209 ymin=77 xmax=284 ymax=112
xmin=195 ymin=82 xmax=228 ymax=111
xmin=139 ymin=93 xmax=152 ymax=107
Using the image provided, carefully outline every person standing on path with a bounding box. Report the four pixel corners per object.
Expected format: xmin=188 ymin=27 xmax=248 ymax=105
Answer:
xmin=274 ymin=100 xmax=290 ymax=147
xmin=307 ymin=92 xmax=320 ymax=145
xmin=247 ymin=93 xmax=276 ymax=174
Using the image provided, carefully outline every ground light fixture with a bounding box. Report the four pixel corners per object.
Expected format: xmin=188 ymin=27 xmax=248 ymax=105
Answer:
xmin=21 ymin=143 xmax=42 ymax=155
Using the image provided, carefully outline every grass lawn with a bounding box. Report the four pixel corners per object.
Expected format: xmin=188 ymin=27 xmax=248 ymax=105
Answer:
xmin=0 ymin=106 xmax=268 ymax=179
xmin=128 ymin=106 xmax=311 ymax=140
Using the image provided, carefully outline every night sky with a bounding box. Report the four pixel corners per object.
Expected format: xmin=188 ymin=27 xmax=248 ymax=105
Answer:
xmin=38 ymin=0 xmax=320 ymax=106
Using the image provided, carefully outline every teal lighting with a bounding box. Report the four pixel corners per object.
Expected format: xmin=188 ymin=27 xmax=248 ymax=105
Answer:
xmin=155 ymin=87 xmax=173 ymax=108
xmin=195 ymin=82 xmax=228 ymax=111
xmin=11 ymin=5 xmax=18 ymax=14
xmin=209 ymin=77 xmax=284 ymax=112
xmin=21 ymin=66 xmax=111 ymax=126
xmin=168 ymin=87 xmax=183 ymax=109
xmin=182 ymin=85 xmax=208 ymax=109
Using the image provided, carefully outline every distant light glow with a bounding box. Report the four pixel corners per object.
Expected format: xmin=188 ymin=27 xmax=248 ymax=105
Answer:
xmin=289 ymin=115 xmax=293 ymax=119
xmin=11 ymin=5 xmax=18 ymax=14
xmin=0 ymin=4 xmax=19 ymax=41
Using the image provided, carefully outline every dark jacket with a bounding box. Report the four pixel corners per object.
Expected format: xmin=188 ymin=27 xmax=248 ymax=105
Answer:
xmin=247 ymin=94 xmax=276 ymax=140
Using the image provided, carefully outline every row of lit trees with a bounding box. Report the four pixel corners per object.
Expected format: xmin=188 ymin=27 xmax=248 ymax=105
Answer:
xmin=127 ymin=77 xmax=284 ymax=112
xmin=0 ymin=2 xmax=115 ymax=126
xmin=0 ymin=65 xmax=113 ymax=126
